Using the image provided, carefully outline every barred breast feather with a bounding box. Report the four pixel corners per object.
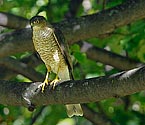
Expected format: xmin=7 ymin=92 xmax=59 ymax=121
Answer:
xmin=33 ymin=27 xmax=67 ymax=75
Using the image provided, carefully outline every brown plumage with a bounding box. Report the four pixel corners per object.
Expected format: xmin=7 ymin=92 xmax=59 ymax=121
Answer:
xmin=30 ymin=16 xmax=83 ymax=117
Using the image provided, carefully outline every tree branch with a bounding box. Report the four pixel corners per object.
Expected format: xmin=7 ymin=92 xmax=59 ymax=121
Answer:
xmin=0 ymin=54 xmax=42 ymax=80
xmin=82 ymin=104 xmax=115 ymax=125
xmin=81 ymin=42 xmax=142 ymax=70
xmin=0 ymin=12 xmax=29 ymax=29
xmin=0 ymin=57 xmax=43 ymax=81
xmin=0 ymin=66 xmax=16 ymax=80
xmin=65 ymin=0 xmax=83 ymax=18
xmin=57 ymin=0 xmax=145 ymax=43
xmin=0 ymin=28 xmax=34 ymax=58
xmin=0 ymin=0 xmax=145 ymax=58
xmin=0 ymin=65 xmax=145 ymax=107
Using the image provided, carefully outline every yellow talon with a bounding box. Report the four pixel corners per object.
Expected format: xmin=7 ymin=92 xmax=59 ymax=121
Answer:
xmin=38 ymin=78 xmax=49 ymax=92
xmin=38 ymin=72 xmax=60 ymax=92
xmin=38 ymin=82 xmax=45 ymax=92
xmin=50 ymin=76 xmax=60 ymax=89
xmin=38 ymin=72 xmax=50 ymax=92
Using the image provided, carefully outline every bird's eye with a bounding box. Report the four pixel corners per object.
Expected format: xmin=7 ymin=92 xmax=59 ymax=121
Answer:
xmin=36 ymin=20 xmax=39 ymax=23
xmin=33 ymin=20 xmax=39 ymax=24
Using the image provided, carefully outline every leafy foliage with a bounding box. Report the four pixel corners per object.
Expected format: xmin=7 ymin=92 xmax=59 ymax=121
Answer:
xmin=0 ymin=0 xmax=145 ymax=125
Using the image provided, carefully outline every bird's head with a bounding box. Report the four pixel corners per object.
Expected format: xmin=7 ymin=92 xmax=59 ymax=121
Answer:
xmin=30 ymin=16 xmax=47 ymax=28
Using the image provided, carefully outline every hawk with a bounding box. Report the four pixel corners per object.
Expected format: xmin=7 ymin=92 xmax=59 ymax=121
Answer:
xmin=30 ymin=16 xmax=83 ymax=117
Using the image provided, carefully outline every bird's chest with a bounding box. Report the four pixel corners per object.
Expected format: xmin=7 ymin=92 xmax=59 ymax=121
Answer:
xmin=33 ymin=30 xmax=66 ymax=73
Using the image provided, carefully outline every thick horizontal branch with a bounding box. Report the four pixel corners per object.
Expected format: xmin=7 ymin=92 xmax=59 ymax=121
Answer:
xmin=0 ymin=65 xmax=145 ymax=107
xmin=0 ymin=0 xmax=145 ymax=58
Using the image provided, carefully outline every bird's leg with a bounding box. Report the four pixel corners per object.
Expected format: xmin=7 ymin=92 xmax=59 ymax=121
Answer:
xmin=50 ymin=65 xmax=60 ymax=89
xmin=38 ymin=72 xmax=50 ymax=92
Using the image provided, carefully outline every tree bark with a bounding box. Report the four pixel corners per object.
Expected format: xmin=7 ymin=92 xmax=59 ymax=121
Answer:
xmin=0 ymin=66 xmax=145 ymax=107
xmin=0 ymin=0 xmax=145 ymax=58
xmin=0 ymin=57 xmax=43 ymax=81
xmin=83 ymin=44 xmax=142 ymax=70
xmin=0 ymin=12 xmax=29 ymax=29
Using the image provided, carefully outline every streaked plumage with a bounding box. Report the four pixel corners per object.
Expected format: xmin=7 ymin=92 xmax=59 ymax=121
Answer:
xmin=30 ymin=16 xmax=83 ymax=117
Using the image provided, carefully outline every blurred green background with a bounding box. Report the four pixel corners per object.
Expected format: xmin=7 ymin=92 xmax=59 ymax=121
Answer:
xmin=1 ymin=0 xmax=145 ymax=125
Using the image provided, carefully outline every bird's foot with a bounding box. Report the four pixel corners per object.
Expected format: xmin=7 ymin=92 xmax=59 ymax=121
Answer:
xmin=38 ymin=79 xmax=49 ymax=92
xmin=50 ymin=77 xmax=60 ymax=89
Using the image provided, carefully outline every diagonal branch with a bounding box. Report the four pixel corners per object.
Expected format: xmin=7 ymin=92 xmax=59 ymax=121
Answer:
xmin=0 ymin=54 xmax=42 ymax=80
xmin=0 ymin=0 xmax=145 ymax=58
xmin=0 ymin=65 xmax=145 ymax=107
xmin=81 ymin=42 xmax=143 ymax=70
xmin=0 ymin=12 xmax=29 ymax=29
xmin=0 ymin=57 xmax=44 ymax=81
xmin=82 ymin=104 xmax=116 ymax=125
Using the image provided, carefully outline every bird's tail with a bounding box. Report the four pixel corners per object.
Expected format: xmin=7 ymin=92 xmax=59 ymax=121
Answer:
xmin=65 ymin=104 xmax=83 ymax=117
xmin=59 ymin=66 xmax=83 ymax=117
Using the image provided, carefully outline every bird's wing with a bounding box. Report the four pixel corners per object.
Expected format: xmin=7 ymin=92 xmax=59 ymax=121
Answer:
xmin=53 ymin=28 xmax=74 ymax=79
